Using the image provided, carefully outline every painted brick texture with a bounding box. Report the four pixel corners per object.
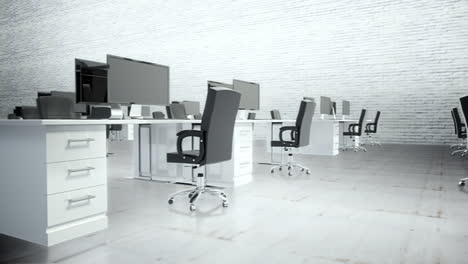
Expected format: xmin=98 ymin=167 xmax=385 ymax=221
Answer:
xmin=0 ymin=0 xmax=467 ymax=144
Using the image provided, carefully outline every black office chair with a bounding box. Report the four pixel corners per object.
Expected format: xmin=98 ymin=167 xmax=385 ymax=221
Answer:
xmin=166 ymin=87 xmax=241 ymax=211
xmin=458 ymin=96 xmax=468 ymax=188
xmin=450 ymin=108 xmax=467 ymax=155
xmin=36 ymin=96 xmax=78 ymax=119
xmin=270 ymin=100 xmax=315 ymax=176
xmin=342 ymin=109 xmax=367 ymax=152
xmin=152 ymin=111 xmax=165 ymax=119
xmin=364 ymin=111 xmax=381 ymax=146
xmin=166 ymin=103 xmax=187 ymax=119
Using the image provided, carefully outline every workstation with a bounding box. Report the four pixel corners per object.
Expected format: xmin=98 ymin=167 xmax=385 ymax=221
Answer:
xmin=1 ymin=1 xmax=467 ymax=263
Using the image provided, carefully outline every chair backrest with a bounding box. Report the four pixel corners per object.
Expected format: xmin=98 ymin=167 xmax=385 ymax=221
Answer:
xmin=248 ymin=112 xmax=256 ymax=120
xmin=451 ymin=109 xmax=458 ymax=134
xmin=294 ymin=100 xmax=316 ymax=147
xmin=36 ymin=96 xmax=77 ymax=119
xmin=166 ymin=103 xmax=187 ymax=119
xmin=200 ymin=87 xmax=240 ymax=165
xmin=373 ymin=111 xmax=381 ymax=132
xmin=356 ymin=109 xmax=367 ymax=135
xmin=152 ymin=111 xmax=165 ymax=119
xmin=453 ymin=107 xmax=465 ymax=135
xmin=270 ymin=110 xmax=281 ymax=120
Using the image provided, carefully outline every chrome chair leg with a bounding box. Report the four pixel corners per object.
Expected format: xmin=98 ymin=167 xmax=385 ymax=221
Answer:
xmin=451 ymin=149 xmax=468 ymax=157
xmin=459 ymin=177 xmax=467 ymax=188
xmin=270 ymin=148 xmax=310 ymax=176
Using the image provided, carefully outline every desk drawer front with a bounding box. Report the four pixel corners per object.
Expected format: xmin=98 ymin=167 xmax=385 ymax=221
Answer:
xmin=46 ymin=126 xmax=106 ymax=163
xmin=46 ymin=158 xmax=106 ymax=194
xmin=47 ymin=185 xmax=107 ymax=227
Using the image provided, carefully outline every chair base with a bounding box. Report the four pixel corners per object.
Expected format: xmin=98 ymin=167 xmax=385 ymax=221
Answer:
xmin=450 ymin=143 xmax=465 ymax=149
xmin=451 ymin=148 xmax=468 ymax=157
xmin=459 ymin=178 xmax=467 ymax=188
xmin=167 ymin=173 xmax=228 ymax=212
xmin=269 ymin=148 xmax=310 ymax=176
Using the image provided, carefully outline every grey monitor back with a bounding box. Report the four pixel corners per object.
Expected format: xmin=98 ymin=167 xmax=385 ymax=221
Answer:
xmin=342 ymin=100 xmax=350 ymax=115
xmin=182 ymin=101 xmax=200 ymax=116
xmin=201 ymin=87 xmax=241 ymax=165
xmin=233 ymin=79 xmax=259 ymax=110
xmin=107 ymin=55 xmax=169 ymax=105
xmin=37 ymin=96 xmax=77 ymax=119
xmin=320 ymin=96 xmax=331 ymax=115
xmin=270 ymin=110 xmax=281 ymax=120
xmin=166 ymin=103 xmax=187 ymax=119
xmin=51 ymin=91 xmax=87 ymax=113
xmin=295 ymin=100 xmax=316 ymax=147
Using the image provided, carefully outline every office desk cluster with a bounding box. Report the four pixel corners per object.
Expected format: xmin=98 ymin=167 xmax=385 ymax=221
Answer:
xmin=0 ymin=118 xmax=360 ymax=246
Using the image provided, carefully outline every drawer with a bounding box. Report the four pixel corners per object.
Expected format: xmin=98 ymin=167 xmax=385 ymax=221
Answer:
xmin=236 ymin=161 xmax=252 ymax=176
xmin=235 ymin=145 xmax=252 ymax=162
xmin=47 ymin=158 xmax=107 ymax=194
xmin=47 ymin=185 xmax=107 ymax=227
xmin=46 ymin=126 xmax=106 ymax=163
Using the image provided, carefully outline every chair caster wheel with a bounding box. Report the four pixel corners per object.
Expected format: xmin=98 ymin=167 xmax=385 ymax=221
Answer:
xmin=270 ymin=169 xmax=274 ymax=173
xmin=222 ymin=201 xmax=229 ymax=207
xmin=451 ymin=153 xmax=455 ymax=156
xmin=279 ymin=167 xmax=282 ymax=171
xmin=168 ymin=198 xmax=174 ymax=205
xmin=301 ymin=168 xmax=305 ymax=171
xmin=287 ymin=166 xmax=292 ymax=171
xmin=221 ymin=193 xmax=227 ymax=198
xmin=188 ymin=193 xmax=193 ymax=198
xmin=189 ymin=204 xmax=196 ymax=211
xmin=459 ymin=180 xmax=465 ymax=187
xmin=462 ymin=154 xmax=466 ymax=157
xmin=306 ymin=170 xmax=311 ymax=174
xmin=288 ymin=172 xmax=293 ymax=176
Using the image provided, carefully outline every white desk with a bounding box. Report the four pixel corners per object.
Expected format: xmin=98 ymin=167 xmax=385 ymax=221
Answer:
xmin=0 ymin=118 xmax=290 ymax=246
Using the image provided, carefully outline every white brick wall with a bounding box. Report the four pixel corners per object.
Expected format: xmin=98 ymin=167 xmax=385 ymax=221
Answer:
xmin=1 ymin=0 xmax=467 ymax=144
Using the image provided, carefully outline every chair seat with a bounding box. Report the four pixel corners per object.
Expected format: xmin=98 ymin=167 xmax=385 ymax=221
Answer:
xmin=365 ymin=129 xmax=376 ymax=134
xmin=343 ymin=131 xmax=360 ymax=136
xmin=167 ymin=150 xmax=200 ymax=164
xmin=271 ymin=140 xmax=297 ymax=147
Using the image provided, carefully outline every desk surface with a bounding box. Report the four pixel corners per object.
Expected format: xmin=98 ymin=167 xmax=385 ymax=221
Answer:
xmin=0 ymin=119 xmax=298 ymax=126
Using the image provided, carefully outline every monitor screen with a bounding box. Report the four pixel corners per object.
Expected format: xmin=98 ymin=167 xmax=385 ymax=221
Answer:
xmin=75 ymin=59 xmax=108 ymax=104
xmin=107 ymin=55 xmax=169 ymax=105
xmin=320 ymin=96 xmax=331 ymax=115
xmin=233 ymin=79 xmax=260 ymax=110
xmin=342 ymin=100 xmax=350 ymax=115
xmin=182 ymin=101 xmax=200 ymax=115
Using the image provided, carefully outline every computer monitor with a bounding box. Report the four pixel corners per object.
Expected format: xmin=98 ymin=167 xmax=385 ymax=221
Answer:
xmin=303 ymin=97 xmax=314 ymax=101
xmin=107 ymin=55 xmax=169 ymax=105
xmin=233 ymin=79 xmax=260 ymax=110
xmin=320 ymin=96 xmax=331 ymax=115
xmin=182 ymin=101 xmax=200 ymax=116
xmin=330 ymin=101 xmax=337 ymax=115
xmin=75 ymin=59 xmax=108 ymax=104
xmin=342 ymin=100 xmax=350 ymax=116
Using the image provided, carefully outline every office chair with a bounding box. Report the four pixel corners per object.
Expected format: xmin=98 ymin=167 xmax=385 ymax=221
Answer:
xmin=166 ymin=87 xmax=241 ymax=211
xmin=248 ymin=112 xmax=256 ymax=120
xmin=36 ymin=96 xmax=78 ymax=119
xmin=458 ymin=96 xmax=468 ymax=188
xmin=450 ymin=108 xmax=467 ymax=156
xmin=152 ymin=111 xmax=165 ymax=119
xmin=166 ymin=103 xmax=187 ymax=119
xmin=364 ymin=111 xmax=381 ymax=146
xmin=270 ymin=100 xmax=315 ymax=176
xmin=342 ymin=109 xmax=367 ymax=152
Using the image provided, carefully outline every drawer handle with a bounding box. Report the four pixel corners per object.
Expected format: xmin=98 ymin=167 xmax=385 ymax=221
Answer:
xmin=68 ymin=167 xmax=95 ymax=174
xmin=68 ymin=195 xmax=96 ymax=204
xmin=68 ymin=138 xmax=95 ymax=143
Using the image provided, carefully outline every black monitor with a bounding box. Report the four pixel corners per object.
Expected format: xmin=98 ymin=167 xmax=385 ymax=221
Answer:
xmin=107 ymin=55 xmax=169 ymax=105
xmin=75 ymin=59 xmax=108 ymax=104
xmin=233 ymin=79 xmax=260 ymax=110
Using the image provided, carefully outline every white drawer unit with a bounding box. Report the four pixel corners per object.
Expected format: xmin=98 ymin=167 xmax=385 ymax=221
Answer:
xmin=47 ymin=185 xmax=107 ymax=227
xmin=46 ymin=126 xmax=106 ymax=163
xmin=46 ymin=158 xmax=106 ymax=194
xmin=0 ymin=124 xmax=108 ymax=247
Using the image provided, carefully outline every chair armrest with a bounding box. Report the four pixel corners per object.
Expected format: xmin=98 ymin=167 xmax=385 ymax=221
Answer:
xmin=279 ymin=126 xmax=297 ymax=142
xmin=176 ymin=130 xmax=205 ymax=156
xmin=366 ymin=123 xmax=375 ymax=130
xmin=348 ymin=123 xmax=359 ymax=133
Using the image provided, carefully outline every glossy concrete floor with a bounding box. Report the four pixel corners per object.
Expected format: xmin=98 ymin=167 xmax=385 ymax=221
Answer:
xmin=2 ymin=143 xmax=468 ymax=264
